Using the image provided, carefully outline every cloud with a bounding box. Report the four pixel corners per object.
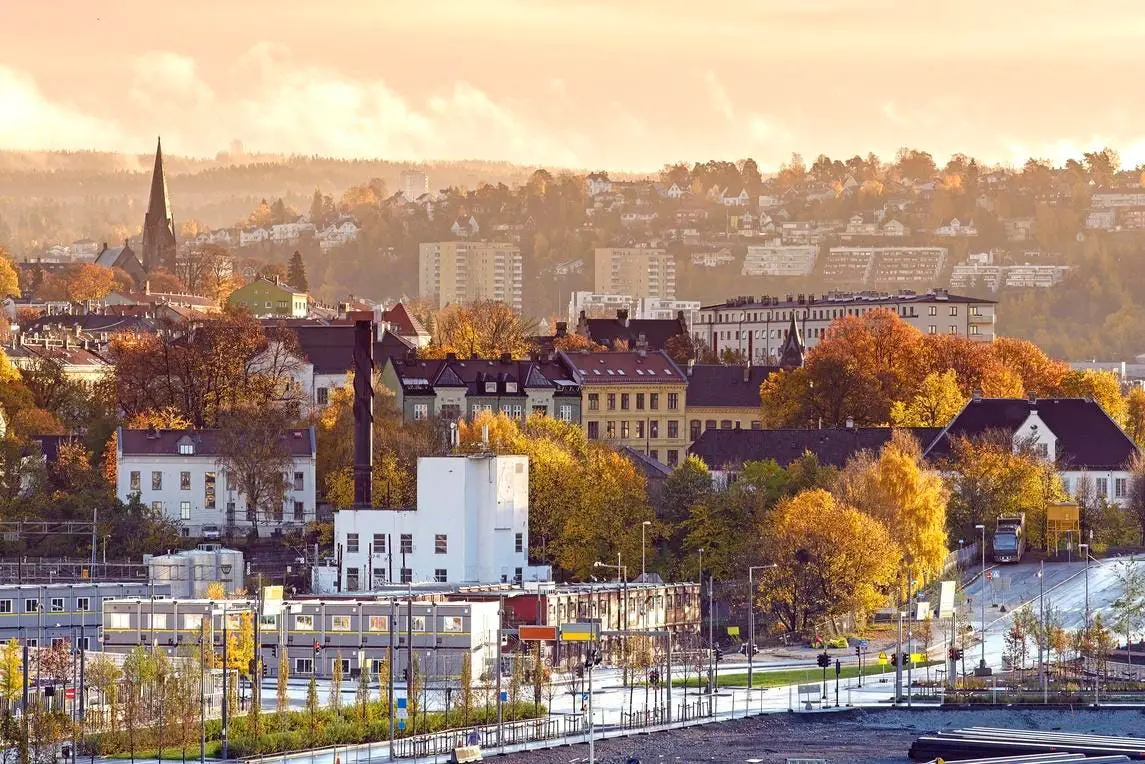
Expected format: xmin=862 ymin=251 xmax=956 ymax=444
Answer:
xmin=704 ymin=71 xmax=735 ymax=122
xmin=0 ymin=66 xmax=123 ymax=150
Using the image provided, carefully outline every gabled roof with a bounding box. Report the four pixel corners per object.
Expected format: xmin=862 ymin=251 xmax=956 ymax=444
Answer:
xmin=620 ymin=446 xmax=673 ymax=480
xmin=685 ymin=364 xmax=778 ymax=408
xmin=387 ymin=356 xmax=577 ymax=396
xmin=289 ymin=325 xmax=414 ymax=375
xmin=924 ymin=397 xmax=1139 ymax=470
xmin=580 ymin=315 xmax=686 ymax=351
xmin=118 ymin=427 xmax=316 ymax=458
xmin=22 ymin=314 xmax=158 ymax=336
xmin=380 ymin=303 xmax=428 ymax=338
xmin=689 ymin=427 xmax=943 ymax=470
xmin=557 ymin=350 xmax=687 ymax=385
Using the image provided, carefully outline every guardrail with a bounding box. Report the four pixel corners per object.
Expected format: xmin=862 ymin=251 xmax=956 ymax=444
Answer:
xmin=390 ymin=715 xmax=582 ymax=759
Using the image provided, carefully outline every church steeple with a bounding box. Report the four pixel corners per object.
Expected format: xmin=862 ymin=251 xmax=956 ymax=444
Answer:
xmin=141 ymin=137 xmax=177 ymax=274
xmin=778 ymin=312 xmax=805 ymax=370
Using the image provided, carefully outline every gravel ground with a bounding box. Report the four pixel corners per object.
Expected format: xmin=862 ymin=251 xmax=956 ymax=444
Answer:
xmin=494 ymin=707 xmax=1145 ymax=764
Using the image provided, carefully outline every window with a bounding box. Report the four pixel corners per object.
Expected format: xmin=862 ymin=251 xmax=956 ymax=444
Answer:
xmin=400 ymin=534 xmax=413 ymax=554
xmin=1061 ymin=477 xmax=1072 ymax=495
xmin=331 ymin=615 xmax=352 ymax=631
xmin=373 ymin=533 xmax=386 ymax=553
xmin=751 ymin=421 xmax=762 ymax=430
xmin=650 ymin=393 xmax=659 ymax=410
xmin=434 ymin=569 xmax=448 ymax=583
xmin=435 ymin=534 xmax=448 ymax=554
xmin=442 ymin=616 xmax=464 ymax=633
xmin=606 ymin=421 xmax=616 ymax=438
xmin=180 ymin=471 xmax=191 ymax=490
xmin=333 ymin=657 xmax=351 ymax=674
xmin=1116 ymin=478 xmax=1128 ymax=498
xmin=180 ymin=501 xmax=191 ymax=521
xmin=411 ymin=615 xmax=426 ymax=631
xmin=515 ymin=532 xmax=524 ymax=553
xmin=667 ymin=393 xmax=679 ymax=410
xmin=368 ymin=616 xmax=388 ymax=632
xmin=1034 ymin=443 xmax=1049 ymax=459
xmin=667 ymin=420 xmax=679 ymax=438
xmin=179 ymin=442 xmax=194 ymax=455
xmin=514 ymin=567 xmax=523 ymax=583
xmin=152 ymin=471 xmax=163 ymax=490
xmin=636 ymin=421 xmax=645 ymax=439
xmin=532 ymin=405 xmax=548 ymax=416
xmin=1097 ymin=478 xmax=1109 ymax=497
xmin=76 ymin=637 xmax=91 ymax=651
xmin=129 ymin=471 xmax=141 ymax=492
xmin=372 ymin=567 xmax=386 ymax=585
xmin=106 ymin=612 xmax=129 ymax=629
xmin=317 ymin=387 xmax=329 ymax=405
xmin=0 ymin=601 xmax=11 ymax=614
xmin=293 ymin=472 xmax=304 ymax=491
xmin=636 ymin=393 xmax=645 ymax=410
xmin=23 ymin=599 xmax=37 ymax=613
xmin=77 ymin=597 xmax=90 ymax=612
xmin=50 ymin=598 xmax=64 ymax=613
xmin=949 ymin=326 xmax=958 ymax=334
xmin=205 ymin=472 xmax=216 ymax=509
xmin=621 ymin=393 xmax=630 ymax=410
xmin=295 ymin=658 xmax=314 ymax=674
xmin=607 ymin=393 xmax=616 ymax=410
xmin=347 ymin=533 xmax=360 ymax=553
xmin=649 ymin=449 xmax=658 ymax=461
xmin=294 ymin=501 xmax=304 ymax=521
xmin=587 ymin=421 xmax=599 ymax=439
xmin=295 ymin=614 xmax=314 ymax=630
xmin=149 ymin=613 xmax=168 ymax=630
xmin=588 ymin=393 xmax=599 ymax=411
xmin=413 ymin=403 xmax=429 ymax=420
xmin=649 ymin=420 xmax=659 ymax=438
xmin=689 ymin=420 xmax=701 ymax=440
xmin=927 ymin=325 xmax=937 ymax=334
xmin=441 ymin=404 xmax=461 ymax=420
xmin=620 ymin=421 xmax=630 ymax=439
xmin=970 ymin=325 xmax=981 ymax=336
xmin=400 ymin=568 xmax=412 ymax=584
xmin=485 ymin=381 xmax=497 ymax=393
xmin=558 ymin=404 xmax=572 ymax=422
xmin=950 ymin=306 xmax=959 ymax=316
xmin=720 ymin=420 xmax=733 ymax=429
xmin=667 ymin=450 xmax=679 ymax=466
xmin=928 ymin=306 xmax=937 ymax=316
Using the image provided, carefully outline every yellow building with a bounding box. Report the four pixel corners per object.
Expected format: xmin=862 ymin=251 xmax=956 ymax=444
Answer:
xmin=594 ymin=247 xmax=676 ymax=300
xmin=683 ymin=364 xmax=775 ymax=443
xmin=557 ymin=349 xmax=689 ymax=467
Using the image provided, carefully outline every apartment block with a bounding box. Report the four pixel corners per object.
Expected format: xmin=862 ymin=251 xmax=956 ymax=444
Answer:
xmin=594 ymin=248 xmax=676 ymax=299
xmin=742 ymin=243 xmax=818 ymax=276
xmin=822 ymin=246 xmax=947 ymax=287
xmin=418 ymin=242 xmax=523 ymax=312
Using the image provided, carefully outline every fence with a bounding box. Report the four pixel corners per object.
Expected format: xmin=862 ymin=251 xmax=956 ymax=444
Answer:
xmin=390 ymin=715 xmax=582 ymax=759
xmin=941 ymin=542 xmax=979 ymax=579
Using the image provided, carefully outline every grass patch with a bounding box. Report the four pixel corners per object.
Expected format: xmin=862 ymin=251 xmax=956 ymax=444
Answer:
xmin=672 ymin=661 xmax=942 ymax=689
xmin=109 ymin=741 xmax=223 ymax=760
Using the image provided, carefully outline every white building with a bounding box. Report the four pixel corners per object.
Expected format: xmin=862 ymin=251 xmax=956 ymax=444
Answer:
xmin=115 ymin=427 xmax=318 ymax=537
xmin=585 ymin=173 xmax=613 ymax=197
xmin=1003 ymin=264 xmax=1069 ymax=288
xmin=742 ymin=243 xmax=818 ymax=276
xmin=400 ymin=169 xmax=429 ymax=201
xmin=147 ymin=544 xmax=245 ymax=598
xmin=240 ymin=228 xmax=271 ymax=246
xmin=690 ymin=249 xmax=735 ymax=268
xmin=638 ymin=298 xmax=701 ymax=325
xmin=332 ymin=455 xmax=551 ymax=591
xmin=950 ymin=262 xmax=1003 ymax=291
xmin=934 ymin=218 xmax=978 ymax=237
xmin=568 ymin=291 xmax=636 ymax=324
xmin=1086 ymin=209 xmax=1118 ymax=230
xmin=1091 ymin=190 xmax=1145 ymax=208
xmin=270 ymin=222 xmax=316 ymax=242
xmin=418 ymin=241 xmax=524 ymax=312
xmin=594 ymin=247 xmax=676 ymax=300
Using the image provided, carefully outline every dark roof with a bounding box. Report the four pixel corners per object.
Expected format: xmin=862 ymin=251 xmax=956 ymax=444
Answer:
xmin=288 ymin=325 xmax=414 ymax=375
xmin=620 ymin=446 xmax=673 ymax=480
xmin=580 ymin=316 xmax=686 ymax=351
xmin=689 ymin=427 xmax=943 ymax=470
xmin=30 ymin=434 xmax=76 ymax=464
xmin=557 ymin=350 xmax=687 ymax=385
xmin=388 ymin=356 xmax=578 ymax=396
xmin=925 ymin=397 xmax=1138 ymax=470
xmin=685 ymin=364 xmax=778 ymax=408
xmin=22 ymin=313 xmax=158 ymax=336
xmin=702 ymin=290 xmax=996 ymax=311
xmin=118 ymin=427 xmax=316 ymax=457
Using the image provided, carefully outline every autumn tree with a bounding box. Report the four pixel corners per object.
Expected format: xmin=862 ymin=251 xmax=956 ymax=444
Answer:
xmin=175 ymin=243 xmax=235 ymax=302
xmin=664 ymin=332 xmax=698 ymax=364
xmin=215 ymin=407 xmax=294 ymax=534
xmin=889 ymin=370 xmax=966 ymax=427
xmin=753 ymin=490 xmax=900 ymax=632
xmin=423 ymin=302 xmax=537 ymax=359
xmin=36 ymin=263 xmax=117 ymax=301
xmin=0 ymin=255 xmax=18 ymax=299
xmin=551 ymin=333 xmax=606 ymax=353
xmin=0 ymin=640 xmax=20 ymax=711
xmin=1057 ymin=369 xmax=1127 ymax=426
xmin=990 ymin=337 xmax=1069 ymax=396
xmin=1126 ymin=388 xmax=1145 ymax=447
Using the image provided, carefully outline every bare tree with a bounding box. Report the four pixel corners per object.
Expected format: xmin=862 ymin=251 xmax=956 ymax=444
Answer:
xmin=215 ymin=406 xmax=294 ymax=535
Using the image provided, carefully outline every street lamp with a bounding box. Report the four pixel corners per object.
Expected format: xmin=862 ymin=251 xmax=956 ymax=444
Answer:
xmin=593 ymin=559 xmax=629 ymax=685
xmin=697 ymin=548 xmax=703 ymax=586
xmin=974 ymin=524 xmax=987 ymax=671
xmin=746 ymin=565 xmax=777 ymax=691
xmin=641 ymin=521 xmax=652 ymax=580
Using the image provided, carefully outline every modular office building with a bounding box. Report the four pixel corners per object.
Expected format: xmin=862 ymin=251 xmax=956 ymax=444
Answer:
xmin=0 ymin=582 xmax=171 ymax=649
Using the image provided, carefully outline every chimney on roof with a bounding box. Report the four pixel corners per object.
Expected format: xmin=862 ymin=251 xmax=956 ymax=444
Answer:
xmin=144 ymin=280 xmax=150 ymax=296
xmin=1028 ymin=391 xmax=1038 ymax=405
xmin=273 ymin=275 xmax=281 ymax=286
xmin=555 ymin=321 xmax=567 ymax=338
xmin=500 ymin=352 xmax=512 ymax=364
xmin=686 ymin=358 xmax=695 ymax=377
xmin=845 ymin=416 xmax=855 ymax=430
xmin=743 ymin=364 xmax=752 ymax=383
xmin=445 ymin=352 xmax=457 ymax=361
xmin=617 ymin=308 xmax=629 ymax=327
xmin=972 ymin=388 xmax=983 ymax=401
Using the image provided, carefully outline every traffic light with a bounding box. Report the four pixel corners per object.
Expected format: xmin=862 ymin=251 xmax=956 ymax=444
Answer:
xmin=714 ymin=646 xmax=723 ymax=664
xmin=834 ymin=659 xmax=841 ymax=676
xmin=890 ymin=653 xmax=898 ymax=667
xmin=313 ymin=641 xmax=322 ymax=656
xmin=816 ymin=651 xmax=830 ymax=669
xmin=855 ymin=644 xmax=861 ymax=657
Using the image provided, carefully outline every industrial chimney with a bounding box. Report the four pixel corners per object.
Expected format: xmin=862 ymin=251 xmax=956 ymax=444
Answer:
xmin=352 ymin=319 xmax=374 ymax=506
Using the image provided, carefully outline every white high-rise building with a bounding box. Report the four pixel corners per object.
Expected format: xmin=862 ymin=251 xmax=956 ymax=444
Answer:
xmin=594 ymin=247 xmax=676 ymax=299
xmin=401 ymin=169 xmax=429 ymax=200
xmin=419 ymin=241 xmax=523 ymax=312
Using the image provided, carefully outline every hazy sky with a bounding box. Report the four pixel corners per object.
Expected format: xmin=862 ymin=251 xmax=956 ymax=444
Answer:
xmin=3 ymin=0 xmax=1144 ymax=171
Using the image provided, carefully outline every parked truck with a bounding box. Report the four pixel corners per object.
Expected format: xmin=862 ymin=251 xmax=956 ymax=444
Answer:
xmin=993 ymin=513 xmax=1026 ymax=563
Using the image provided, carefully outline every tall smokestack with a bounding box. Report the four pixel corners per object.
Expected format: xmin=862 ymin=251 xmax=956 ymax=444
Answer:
xmin=353 ymin=319 xmax=374 ymax=506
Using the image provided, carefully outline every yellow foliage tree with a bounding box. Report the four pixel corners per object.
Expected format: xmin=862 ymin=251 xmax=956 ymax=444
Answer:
xmin=0 ymin=347 xmax=17 ymax=383
xmin=754 ymin=490 xmax=900 ymax=632
xmin=0 ymin=638 xmax=21 ymax=706
xmin=423 ymin=302 xmax=537 ymax=360
xmin=0 ymin=254 xmax=19 ymax=299
xmin=125 ymin=407 xmax=194 ymax=430
xmin=1057 ymin=369 xmax=1128 ymax=427
xmin=1125 ymin=387 xmax=1145 ymax=447
xmin=889 ymin=370 xmax=967 ymax=427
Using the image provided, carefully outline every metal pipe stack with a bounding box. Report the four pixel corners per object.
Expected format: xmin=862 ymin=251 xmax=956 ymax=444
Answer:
xmin=910 ymin=727 xmax=1145 ymax=761
xmin=921 ymin=756 xmax=1131 ymax=764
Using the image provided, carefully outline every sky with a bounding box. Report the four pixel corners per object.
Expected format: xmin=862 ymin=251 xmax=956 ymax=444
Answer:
xmin=2 ymin=0 xmax=1145 ymax=172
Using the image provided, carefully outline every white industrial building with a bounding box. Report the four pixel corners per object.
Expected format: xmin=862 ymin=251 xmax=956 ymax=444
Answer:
xmin=115 ymin=427 xmax=318 ymax=537
xmin=146 ymin=544 xmax=245 ymax=598
xmin=567 ymin=291 xmax=699 ymax=326
xmin=330 ymin=455 xmax=551 ymax=592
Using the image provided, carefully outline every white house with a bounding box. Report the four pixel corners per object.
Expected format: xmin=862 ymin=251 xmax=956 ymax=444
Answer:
xmin=332 ymin=455 xmax=552 ymax=590
xmin=935 ymin=218 xmax=979 ymax=237
xmin=585 ymin=173 xmax=612 ymax=197
xmin=240 ymin=228 xmax=271 ymax=246
xmin=271 ymin=222 xmax=316 ymax=242
xmin=115 ymin=427 xmax=317 ymax=536
xmin=722 ymin=188 xmax=750 ymax=207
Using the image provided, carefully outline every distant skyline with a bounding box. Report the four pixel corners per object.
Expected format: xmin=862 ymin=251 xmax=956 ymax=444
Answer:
xmin=2 ymin=1 xmax=1144 ymax=171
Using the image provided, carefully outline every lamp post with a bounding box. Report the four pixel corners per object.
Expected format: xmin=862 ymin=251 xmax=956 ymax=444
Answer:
xmin=697 ymin=548 xmax=703 ymax=586
xmin=746 ymin=565 xmax=777 ymax=691
xmin=974 ymin=524 xmax=987 ymax=671
xmin=641 ymin=521 xmax=651 ymax=580
xmin=593 ymin=560 xmax=628 ymax=685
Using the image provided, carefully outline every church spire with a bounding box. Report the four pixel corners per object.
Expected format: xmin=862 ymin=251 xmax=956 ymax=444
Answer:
xmin=147 ymin=136 xmax=172 ymax=221
xmin=778 ymin=312 xmax=805 ymax=370
xmin=141 ymin=136 xmax=177 ymax=274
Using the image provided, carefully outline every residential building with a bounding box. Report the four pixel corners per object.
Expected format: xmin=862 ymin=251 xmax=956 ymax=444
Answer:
xmin=568 ymin=292 xmax=636 ymax=324
xmin=690 ymin=249 xmax=735 ymax=268
xmin=317 ymin=220 xmax=360 ymax=250
xmin=950 ymin=262 xmax=1003 ymax=291
xmin=1119 ymin=207 xmax=1145 ymax=230
xmin=695 ymin=290 xmax=996 ymax=362
xmin=333 ymin=455 xmax=550 ymax=588
xmin=557 ymin=349 xmax=689 ymax=466
xmin=140 ymin=138 xmax=177 ymax=274
xmin=0 ymin=582 xmax=169 ymax=649
xmin=101 ymin=596 xmax=500 ymax=682
xmin=1086 ymin=209 xmax=1118 ymax=230
xmin=270 ymin=222 xmax=316 ymax=242
xmin=593 ymin=247 xmax=676 ymax=300
xmin=240 ymin=228 xmax=271 ymax=246
xmin=574 ymin=308 xmax=689 ymax=351
xmin=821 ymin=246 xmax=948 ymax=287
xmin=114 ymin=427 xmax=318 ymax=536
xmin=684 ymin=364 xmax=775 ymax=442
xmin=1003 ymin=217 xmax=1036 ymax=242
xmin=1003 ymin=264 xmax=1069 ymax=289
xmin=934 ymin=218 xmax=978 ymax=237
xmin=381 ymin=353 xmax=581 ymax=423
xmin=1091 ymin=189 xmax=1145 ymax=208
xmin=226 ymin=276 xmax=309 ymax=318
xmin=400 ymin=169 xmax=429 ymax=200
xmin=418 ymin=241 xmax=523 ymax=312
xmin=925 ymin=396 xmax=1139 ymax=506
xmin=4 ymin=340 xmax=112 ymax=386
xmin=637 ymin=299 xmax=701 ymax=325
xmin=585 ymin=172 xmax=613 ymax=197
xmin=283 ymin=323 xmax=413 ymax=408
xmin=742 ymin=243 xmax=818 ymax=276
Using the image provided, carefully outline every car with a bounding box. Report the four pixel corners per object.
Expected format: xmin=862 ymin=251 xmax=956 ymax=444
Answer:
xmin=201 ymin=525 xmax=221 ymax=539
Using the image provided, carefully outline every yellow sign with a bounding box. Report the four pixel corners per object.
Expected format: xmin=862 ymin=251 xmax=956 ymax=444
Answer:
xmin=263 ymin=585 xmax=284 ymax=601
xmin=560 ymin=631 xmax=592 ymax=642
xmin=727 ymin=626 xmax=740 ymax=637
xmin=877 ymin=652 xmax=888 ymax=665
xmin=911 ymin=653 xmax=926 ymax=664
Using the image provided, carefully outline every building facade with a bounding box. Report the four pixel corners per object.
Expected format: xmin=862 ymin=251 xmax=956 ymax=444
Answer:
xmin=0 ymin=582 xmax=169 ymax=649
xmin=593 ymin=248 xmax=676 ymax=300
xmin=226 ymin=277 xmax=309 ymax=318
xmin=418 ymin=242 xmax=523 ymax=312
xmin=115 ymin=427 xmax=318 ymax=536
xmin=695 ymin=290 xmax=996 ymax=363
xmin=821 ymin=246 xmax=948 ymax=287
xmin=741 ymin=243 xmax=818 ymax=277
xmin=557 ymin=349 xmax=689 ymax=466
xmin=400 ymin=170 xmax=430 ymax=200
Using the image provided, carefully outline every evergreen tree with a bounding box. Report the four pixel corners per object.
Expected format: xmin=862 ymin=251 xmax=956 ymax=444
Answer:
xmin=288 ymin=251 xmax=309 ymax=292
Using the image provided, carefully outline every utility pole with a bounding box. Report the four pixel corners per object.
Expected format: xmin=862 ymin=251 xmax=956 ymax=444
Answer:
xmin=975 ymin=524 xmax=987 ymax=672
xmin=221 ymin=603 xmax=229 ymax=761
xmin=496 ymin=595 xmax=504 ymax=750
xmin=894 ymin=610 xmax=903 ymax=705
xmin=707 ymin=575 xmax=714 ymax=699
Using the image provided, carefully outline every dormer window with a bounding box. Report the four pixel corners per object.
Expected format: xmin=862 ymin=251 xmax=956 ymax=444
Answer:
xmin=178 ymin=439 xmax=194 ymax=456
xmin=505 ymin=382 xmax=518 ymax=393
xmin=484 ymin=382 xmax=497 ymax=394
